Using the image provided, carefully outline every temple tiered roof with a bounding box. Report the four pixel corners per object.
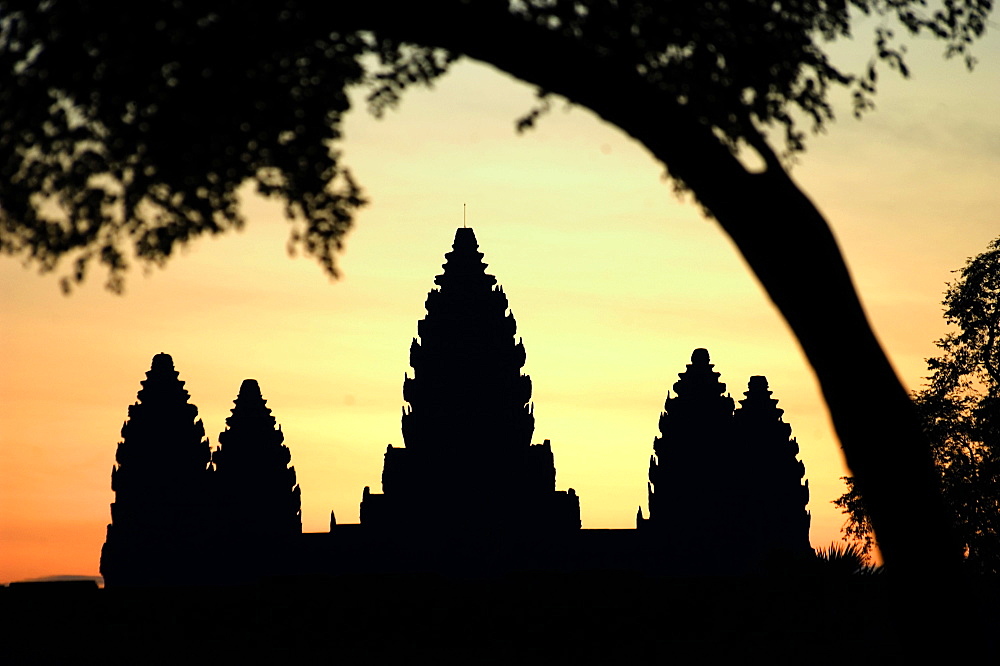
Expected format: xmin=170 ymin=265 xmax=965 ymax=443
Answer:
xmin=361 ymin=228 xmax=579 ymax=538
xmin=213 ymin=379 xmax=301 ymax=538
xmin=642 ymin=349 xmax=811 ymax=572
xmin=100 ymin=353 xmax=213 ymax=585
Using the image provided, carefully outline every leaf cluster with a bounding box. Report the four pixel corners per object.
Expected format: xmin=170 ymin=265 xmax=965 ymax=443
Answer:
xmin=837 ymin=235 xmax=1000 ymax=572
xmin=510 ymin=0 xmax=991 ymax=153
xmin=832 ymin=476 xmax=877 ymax=556
xmin=0 ymin=1 xmax=451 ymax=291
xmin=813 ymin=540 xmax=882 ymax=574
xmin=0 ymin=0 xmax=991 ymax=289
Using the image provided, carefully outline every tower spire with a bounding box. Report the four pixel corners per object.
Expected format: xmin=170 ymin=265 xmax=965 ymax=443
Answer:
xmin=732 ymin=375 xmax=811 ymax=561
xmin=642 ymin=350 xmax=812 ymax=572
xmin=100 ymin=353 xmax=213 ymax=586
xmin=642 ymin=348 xmax=738 ymax=572
xmin=360 ymin=228 xmax=580 ymax=543
xmin=212 ymin=379 xmax=301 ymax=580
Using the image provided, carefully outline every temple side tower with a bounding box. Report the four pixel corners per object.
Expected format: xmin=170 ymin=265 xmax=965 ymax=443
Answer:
xmin=213 ymin=379 xmax=301 ymax=577
xmin=731 ymin=376 xmax=811 ymax=561
xmin=360 ymin=228 xmax=580 ymax=538
xmin=640 ymin=348 xmax=738 ymax=569
xmin=640 ymin=349 xmax=811 ymax=572
xmin=100 ymin=353 xmax=213 ymax=586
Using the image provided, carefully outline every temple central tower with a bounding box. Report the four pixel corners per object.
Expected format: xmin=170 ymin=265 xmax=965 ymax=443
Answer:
xmin=360 ymin=228 xmax=579 ymax=537
xmin=402 ymin=227 xmax=533 ymax=459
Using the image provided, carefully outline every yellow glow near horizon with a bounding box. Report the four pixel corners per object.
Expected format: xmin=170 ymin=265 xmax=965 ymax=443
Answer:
xmin=2 ymin=32 xmax=999 ymax=582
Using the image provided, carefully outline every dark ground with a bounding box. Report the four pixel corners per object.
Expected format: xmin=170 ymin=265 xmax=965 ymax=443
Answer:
xmin=3 ymin=571 xmax=996 ymax=664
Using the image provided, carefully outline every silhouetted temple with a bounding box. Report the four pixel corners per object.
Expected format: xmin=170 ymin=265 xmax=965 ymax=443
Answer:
xmin=101 ymin=360 xmax=301 ymax=585
xmin=640 ymin=349 xmax=811 ymax=572
xmin=732 ymin=375 xmax=811 ymax=560
xmin=212 ymin=379 xmax=302 ymax=579
xmin=359 ymin=228 xmax=580 ymax=539
xmin=100 ymin=229 xmax=812 ymax=584
xmin=100 ymin=353 xmax=214 ymax=586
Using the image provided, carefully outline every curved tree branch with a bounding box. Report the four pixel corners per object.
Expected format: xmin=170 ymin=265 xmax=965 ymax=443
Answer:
xmin=337 ymin=0 xmax=962 ymax=572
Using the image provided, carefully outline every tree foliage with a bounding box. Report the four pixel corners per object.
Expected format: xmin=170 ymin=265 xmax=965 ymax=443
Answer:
xmin=0 ymin=2 xmax=452 ymax=290
xmin=0 ymin=0 xmax=990 ymax=290
xmin=837 ymin=237 xmax=1000 ymax=572
xmin=831 ymin=476 xmax=876 ymax=556
xmin=814 ymin=541 xmax=883 ymax=575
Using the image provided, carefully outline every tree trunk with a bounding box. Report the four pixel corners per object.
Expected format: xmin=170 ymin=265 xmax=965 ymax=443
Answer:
xmin=343 ymin=3 xmax=962 ymax=572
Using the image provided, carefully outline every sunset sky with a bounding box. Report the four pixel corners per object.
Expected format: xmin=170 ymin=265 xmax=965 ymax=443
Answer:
xmin=2 ymin=24 xmax=999 ymax=583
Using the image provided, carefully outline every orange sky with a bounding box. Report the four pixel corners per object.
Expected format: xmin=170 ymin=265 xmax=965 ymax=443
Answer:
xmin=2 ymin=27 xmax=999 ymax=583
